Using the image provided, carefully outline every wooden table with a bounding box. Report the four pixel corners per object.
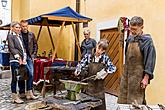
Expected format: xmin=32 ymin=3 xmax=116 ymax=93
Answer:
xmin=41 ymin=66 xmax=76 ymax=97
xmin=117 ymin=104 xmax=164 ymax=110
xmin=33 ymin=59 xmax=77 ymax=84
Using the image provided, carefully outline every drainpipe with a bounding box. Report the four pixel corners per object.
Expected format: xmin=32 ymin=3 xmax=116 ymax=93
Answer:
xmin=75 ymin=0 xmax=80 ymax=61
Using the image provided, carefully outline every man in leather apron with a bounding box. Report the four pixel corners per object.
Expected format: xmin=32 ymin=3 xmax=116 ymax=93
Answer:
xmin=118 ymin=16 xmax=156 ymax=104
xmin=75 ymin=39 xmax=116 ymax=110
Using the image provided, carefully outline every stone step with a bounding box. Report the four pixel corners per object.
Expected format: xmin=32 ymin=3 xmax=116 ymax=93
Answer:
xmin=0 ymin=70 xmax=11 ymax=79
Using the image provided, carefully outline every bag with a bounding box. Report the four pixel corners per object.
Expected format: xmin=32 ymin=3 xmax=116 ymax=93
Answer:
xmin=16 ymin=65 xmax=28 ymax=81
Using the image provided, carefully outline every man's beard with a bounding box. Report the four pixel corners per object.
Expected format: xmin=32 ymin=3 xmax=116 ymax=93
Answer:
xmin=22 ymin=30 xmax=28 ymax=33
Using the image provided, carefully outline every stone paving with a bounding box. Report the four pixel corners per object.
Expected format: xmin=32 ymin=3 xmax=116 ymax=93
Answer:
xmin=0 ymin=77 xmax=118 ymax=110
xmin=0 ymin=69 xmax=118 ymax=110
xmin=0 ymin=78 xmax=46 ymax=110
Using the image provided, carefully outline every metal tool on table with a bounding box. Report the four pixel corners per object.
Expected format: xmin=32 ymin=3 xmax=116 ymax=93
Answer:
xmin=145 ymin=105 xmax=153 ymax=110
xmin=158 ymin=104 xmax=165 ymax=110
xmin=81 ymin=75 xmax=96 ymax=82
xmin=63 ymin=98 xmax=100 ymax=105
xmin=132 ymin=100 xmax=141 ymax=109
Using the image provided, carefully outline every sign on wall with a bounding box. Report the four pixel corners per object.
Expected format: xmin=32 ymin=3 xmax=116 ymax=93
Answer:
xmin=0 ymin=0 xmax=11 ymax=43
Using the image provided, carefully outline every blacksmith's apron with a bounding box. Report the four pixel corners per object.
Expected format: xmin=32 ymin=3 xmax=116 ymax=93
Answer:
xmin=85 ymin=59 xmax=106 ymax=110
xmin=118 ymin=41 xmax=145 ymax=104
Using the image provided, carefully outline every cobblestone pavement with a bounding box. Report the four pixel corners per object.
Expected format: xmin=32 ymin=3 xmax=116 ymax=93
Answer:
xmin=0 ymin=78 xmax=118 ymax=110
xmin=0 ymin=78 xmax=45 ymax=110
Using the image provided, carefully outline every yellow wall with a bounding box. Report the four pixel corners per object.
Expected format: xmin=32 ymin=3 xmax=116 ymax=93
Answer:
xmin=12 ymin=0 xmax=21 ymax=21
xmin=12 ymin=0 xmax=165 ymax=104
xmin=79 ymin=0 xmax=165 ymax=104
xmin=12 ymin=0 xmax=76 ymax=60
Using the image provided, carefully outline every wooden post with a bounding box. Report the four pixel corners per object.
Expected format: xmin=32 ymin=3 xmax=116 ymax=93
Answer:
xmin=37 ymin=25 xmax=42 ymax=41
xmin=52 ymin=21 xmax=65 ymax=61
xmin=37 ymin=18 xmax=55 ymax=50
xmin=47 ymin=24 xmax=55 ymax=50
xmin=71 ymin=22 xmax=81 ymax=60
xmin=43 ymin=18 xmax=55 ymax=50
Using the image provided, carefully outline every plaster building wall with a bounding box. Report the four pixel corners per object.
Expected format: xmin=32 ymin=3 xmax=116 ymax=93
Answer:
xmin=12 ymin=0 xmax=165 ymax=104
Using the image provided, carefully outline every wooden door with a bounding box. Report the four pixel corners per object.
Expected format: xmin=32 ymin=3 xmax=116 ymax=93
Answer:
xmin=100 ymin=28 xmax=124 ymax=96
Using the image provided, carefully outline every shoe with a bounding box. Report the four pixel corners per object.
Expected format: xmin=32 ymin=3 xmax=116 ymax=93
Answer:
xmin=26 ymin=90 xmax=38 ymax=100
xmin=19 ymin=93 xmax=26 ymax=99
xmin=12 ymin=93 xmax=24 ymax=104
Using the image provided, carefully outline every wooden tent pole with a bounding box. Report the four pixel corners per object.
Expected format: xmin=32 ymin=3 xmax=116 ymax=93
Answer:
xmin=37 ymin=25 xmax=42 ymax=41
xmin=47 ymin=24 xmax=55 ymax=50
xmin=71 ymin=22 xmax=81 ymax=60
xmin=52 ymin=21 xmax=65 ymax=61
xmin=42 ymin=18 xmax=55 ymax=50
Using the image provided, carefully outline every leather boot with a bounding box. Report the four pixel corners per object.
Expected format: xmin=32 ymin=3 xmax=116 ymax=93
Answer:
xmin=19 ymin=93 xmax=26 ymax=99
xmin=26 ymin=90 xmax=38 ymax=100
xmin=12 ymin=93 xmax=24 ymax=104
